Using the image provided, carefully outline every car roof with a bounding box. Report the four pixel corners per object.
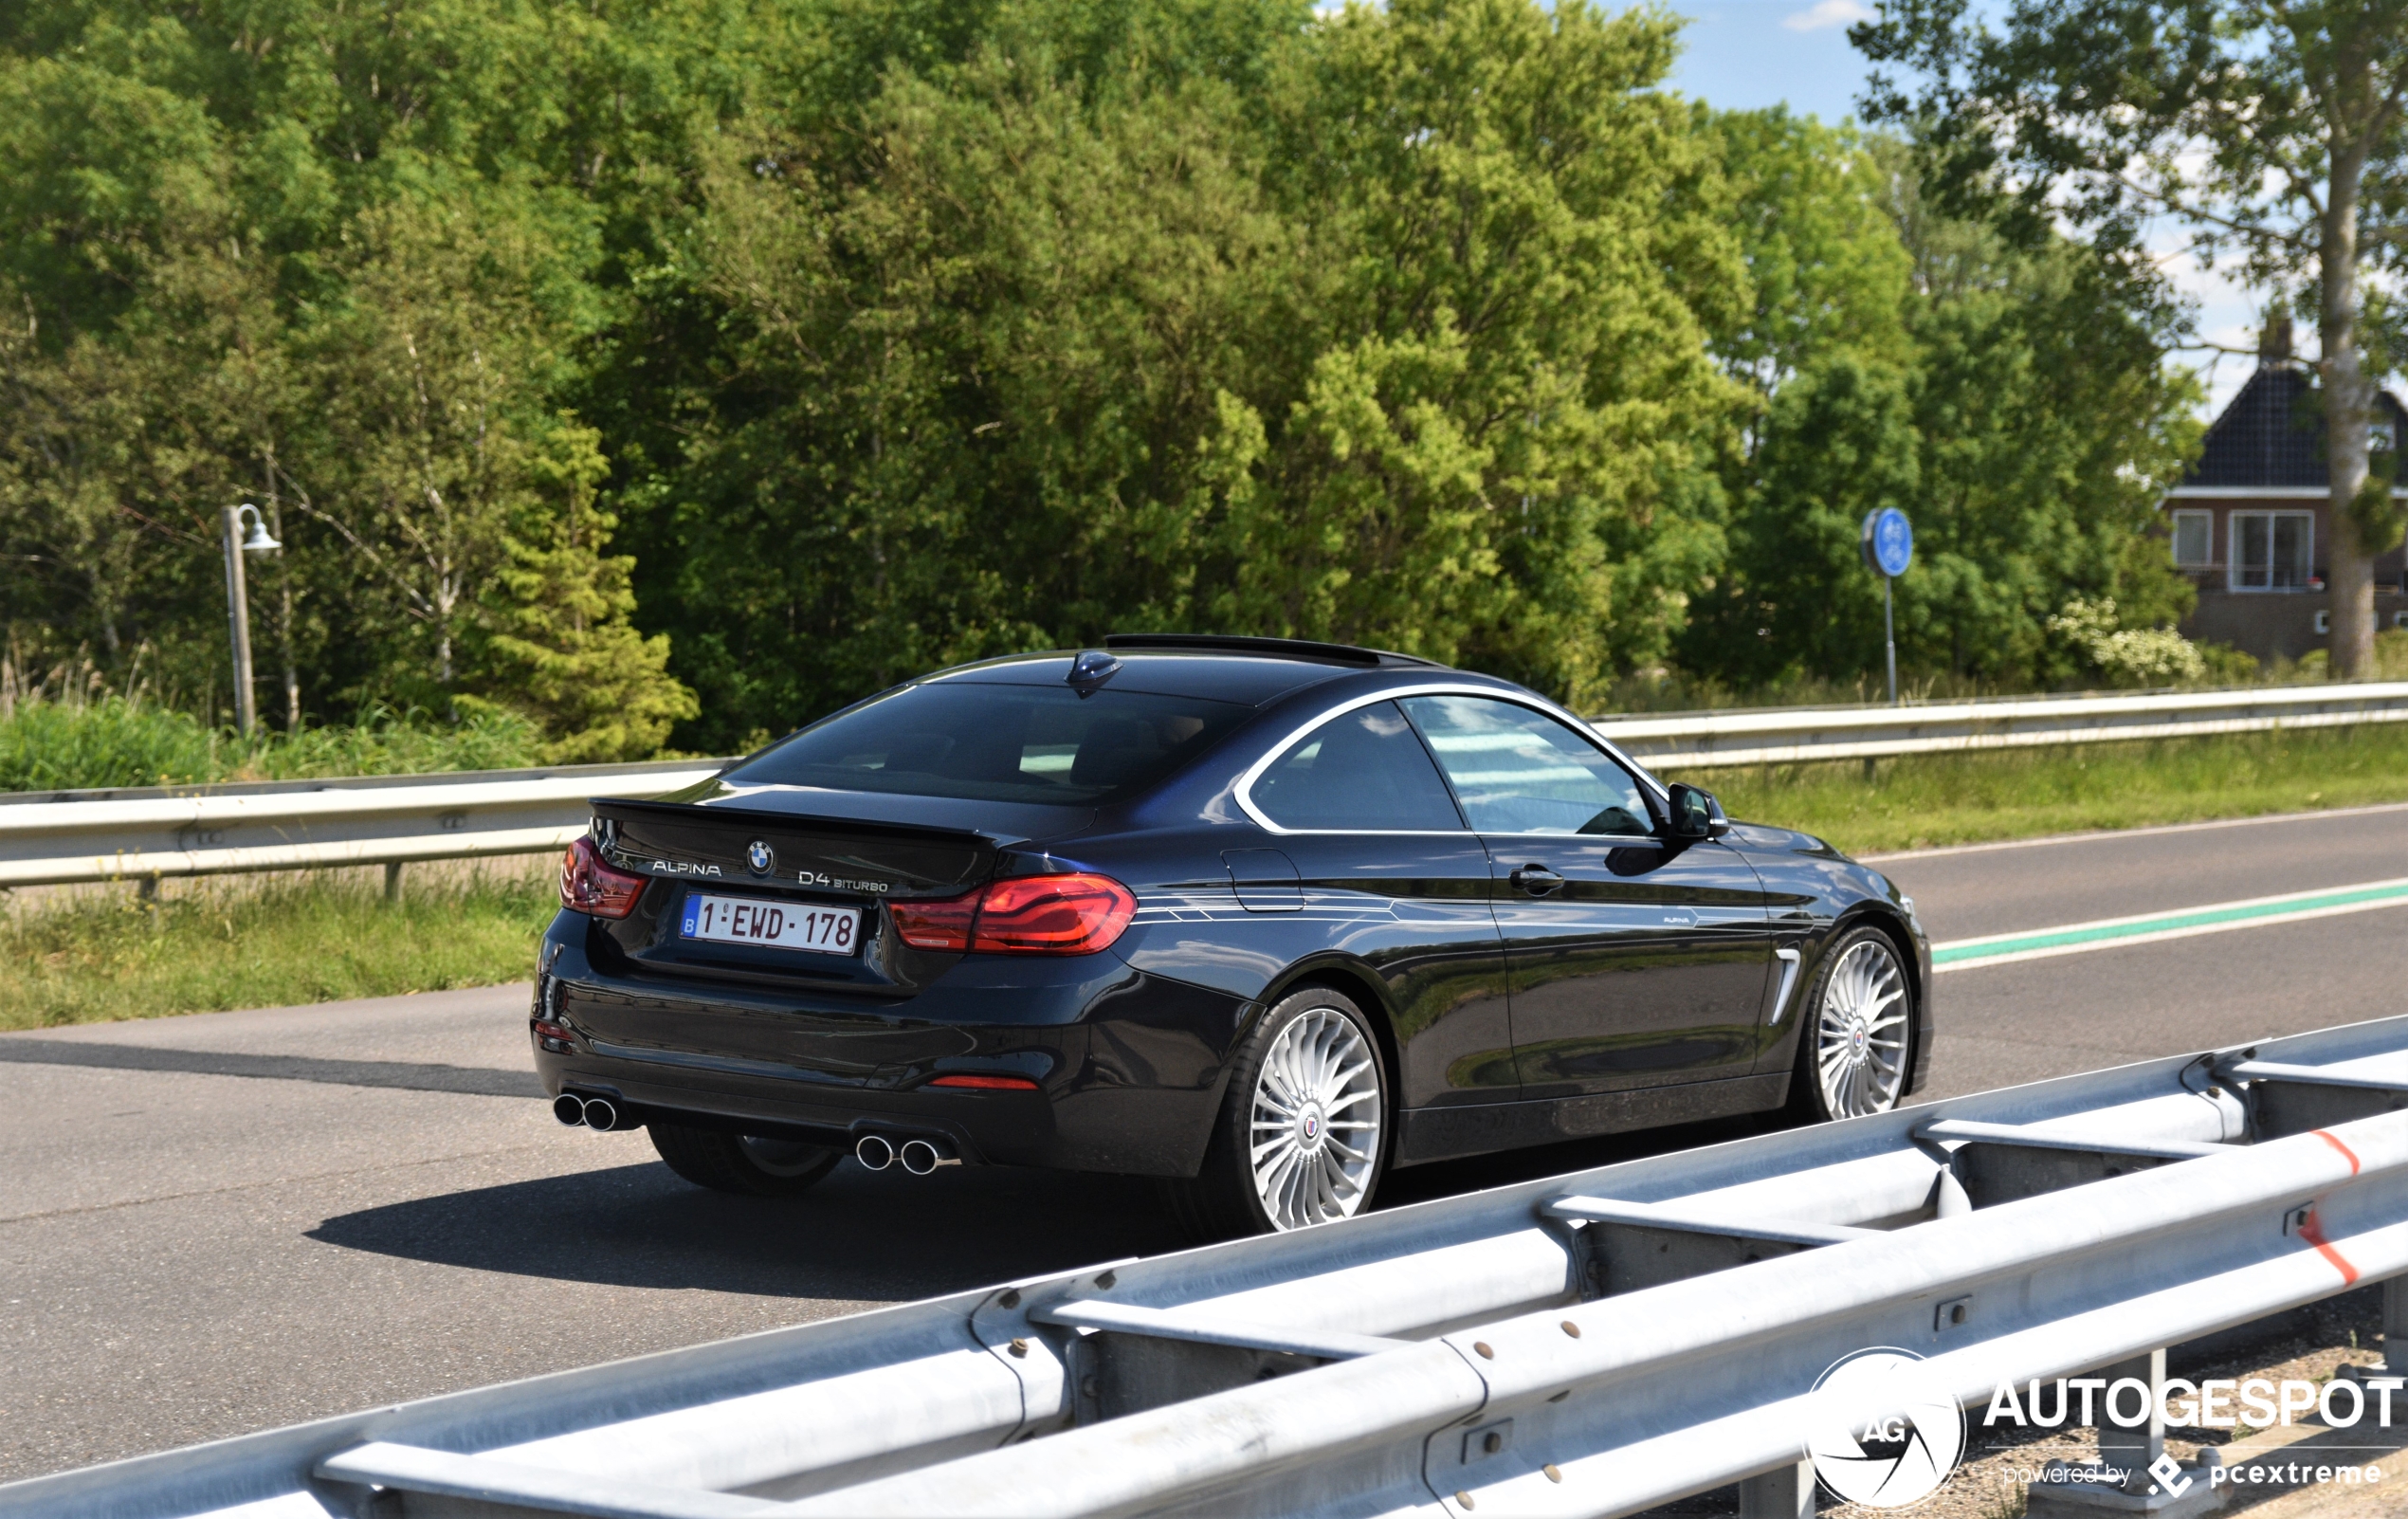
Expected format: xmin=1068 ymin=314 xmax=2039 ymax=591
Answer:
xmin=921 ymin=650 xmax=1359 ymax=705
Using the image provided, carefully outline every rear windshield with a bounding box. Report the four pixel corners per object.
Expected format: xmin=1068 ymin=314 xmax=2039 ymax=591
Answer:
xmin=727 ymin=682 xmax=1254 ymax=805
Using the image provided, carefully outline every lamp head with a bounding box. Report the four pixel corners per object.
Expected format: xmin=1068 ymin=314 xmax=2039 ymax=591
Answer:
xmin=234 ymin=504 xmax=281 ymax=554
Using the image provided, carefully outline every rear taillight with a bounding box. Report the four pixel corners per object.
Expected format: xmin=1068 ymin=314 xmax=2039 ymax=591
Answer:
xmin=559 ymin=836 xmax=646 ymax=919
xmin=888 ymin=892 xmax=980 ymax=951
xmin=971 ymin=873 xmax=1137 ymax=954
xmin=886 ymin=871 xmax=1137 ymax=957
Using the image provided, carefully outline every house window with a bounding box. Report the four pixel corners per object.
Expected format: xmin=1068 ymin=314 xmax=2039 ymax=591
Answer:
xmin=2231 ymin=511 xmax=2313 ymax=592
xmin=2171 ymin=510 xmax=2212 ymax=567
xmin=2375 ymin=418 xmax=2397 ymax=452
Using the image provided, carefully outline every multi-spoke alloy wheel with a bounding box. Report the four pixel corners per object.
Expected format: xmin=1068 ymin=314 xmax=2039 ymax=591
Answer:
xmin=1246 ymin=1004 xmax=1384 ymax=1231
xmin=1808 ymin=934 xmax=1910 ymax=1119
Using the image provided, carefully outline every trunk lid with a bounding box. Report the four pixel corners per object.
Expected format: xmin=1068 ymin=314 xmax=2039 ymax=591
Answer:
xmin=585 ymin=796 xmax=1018 ymax=997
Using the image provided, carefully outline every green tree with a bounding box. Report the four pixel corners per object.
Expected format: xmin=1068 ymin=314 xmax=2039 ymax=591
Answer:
xmin=473 ymin=423 xmax=697 ymax=760
xmin=1680 ymin=119 xmax=2198 ymax=689
xmin=1855 ymin=0 xmax=2408 ymax=676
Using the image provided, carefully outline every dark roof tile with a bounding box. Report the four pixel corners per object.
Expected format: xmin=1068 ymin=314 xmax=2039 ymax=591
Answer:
xmin=2186 ymin=365 xmax=2408 ymax=488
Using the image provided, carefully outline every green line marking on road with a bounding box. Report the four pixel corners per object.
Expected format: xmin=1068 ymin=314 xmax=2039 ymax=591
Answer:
xmin=1932 ymin=876 xmax=2408 ymax=973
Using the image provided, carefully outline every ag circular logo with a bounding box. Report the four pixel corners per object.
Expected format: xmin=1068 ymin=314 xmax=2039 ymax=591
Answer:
xmin=745 ymin=840 xmax=775 ymax=876
xmin=1803 ymin=1347 xmax=1964 ymax=1507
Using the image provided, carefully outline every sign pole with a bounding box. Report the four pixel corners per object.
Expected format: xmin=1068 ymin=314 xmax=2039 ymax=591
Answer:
xmin=1884 ymin=575 xmax=1897 ymax=707
xmin=1861 ymin=507 xmax=1913 ymax=710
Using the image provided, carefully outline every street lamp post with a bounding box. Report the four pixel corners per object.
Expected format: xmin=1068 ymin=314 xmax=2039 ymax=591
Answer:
xmin=220 ymin=503 xmax=282 ymax=737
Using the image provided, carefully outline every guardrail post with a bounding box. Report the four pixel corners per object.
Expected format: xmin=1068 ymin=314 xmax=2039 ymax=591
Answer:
xmin=2029 ymin=1347 xmax=2219 ymax=1518
xmin=1737 ymin=1456 xmax=1815 ymax=1519
xmin=383 ymin=861 xmax=405 ymax=906
xmin=2340 ymin=1273 xmax=2408 ymax=1381
xmin=2094 ymin=1348 xmax=2164 ymax=1491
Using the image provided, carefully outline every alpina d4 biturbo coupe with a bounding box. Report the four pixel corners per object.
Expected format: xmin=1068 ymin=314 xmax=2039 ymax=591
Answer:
xmin=533 ymin=635 xmax=1930 ymax=1235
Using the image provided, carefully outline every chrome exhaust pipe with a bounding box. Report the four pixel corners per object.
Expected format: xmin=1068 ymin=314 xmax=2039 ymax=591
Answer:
xmin=579 ymin=1095 xmax=621 ymax=1132
xmin=855 ymin=1134 xmax=896 ymax=1171
xmin=899 ymin=1137 xmax=960 ymax=1176
xmin=552 ymin=1093 xmax=588 ymax=1127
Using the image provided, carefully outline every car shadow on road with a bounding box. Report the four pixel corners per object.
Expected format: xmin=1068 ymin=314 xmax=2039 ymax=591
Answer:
xmin=307 ymin=1158 xmax=1192 ymax=1303
xmin=309 ymin=1109 xmax=1791 ymax=1302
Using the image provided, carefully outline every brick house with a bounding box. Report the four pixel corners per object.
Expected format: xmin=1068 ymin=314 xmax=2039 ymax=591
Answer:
xmin=2166 ymin=359 xmax=2408 ymax=663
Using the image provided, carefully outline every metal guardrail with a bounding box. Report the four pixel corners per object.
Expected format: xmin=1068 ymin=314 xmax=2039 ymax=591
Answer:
xmin=4 ymin=681 xmax=2406 ymax=888
xmin=0 ymin=759 xmax=723 ymax=888
xmin=9 ymin=1014 xmax=2407 ymax=1519
xmin=1592 ymin=680 xmax=2408 ymax=769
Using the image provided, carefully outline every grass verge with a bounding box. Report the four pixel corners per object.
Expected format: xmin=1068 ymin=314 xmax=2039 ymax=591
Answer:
xmin=2 ymin=869 xmax=554 ymax=1031
xmin=1693 ymin=723 xmax=2408 ymax=856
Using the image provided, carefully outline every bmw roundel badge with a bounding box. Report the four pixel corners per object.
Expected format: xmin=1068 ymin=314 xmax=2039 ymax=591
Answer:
xmin=746 ymin=839 xmax=775 ymax=876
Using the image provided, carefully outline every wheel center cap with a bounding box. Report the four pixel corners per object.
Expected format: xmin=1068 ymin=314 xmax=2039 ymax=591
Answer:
xmin=1851 ymin=1019 xmax=1869 ymax=1058
xmin=1297 ymin=1105 xmax=1323 ymax=1150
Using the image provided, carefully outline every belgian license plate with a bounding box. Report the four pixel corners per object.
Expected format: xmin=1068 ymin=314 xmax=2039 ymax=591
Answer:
xmin=681 ymin=894 xmax=862 ymax=956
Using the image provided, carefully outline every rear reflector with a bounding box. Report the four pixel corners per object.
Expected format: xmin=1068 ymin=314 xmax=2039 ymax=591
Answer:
xmin=926 ymin=1073 xmax=1041 ymax=1090
xmin=886 ymin=871 xmax=1137 ymax=956
xmin=559 ymin=836 xmax=646 ymax=919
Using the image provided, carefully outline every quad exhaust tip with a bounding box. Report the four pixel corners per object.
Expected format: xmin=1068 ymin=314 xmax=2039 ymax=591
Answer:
xmin=552 ymin=1093 xmax=588 ymax=1127
xmin=855 ymin=1134 xmax=896 ymax=1171
xmin=580 ymin=1096 xmax=621 ymax=1132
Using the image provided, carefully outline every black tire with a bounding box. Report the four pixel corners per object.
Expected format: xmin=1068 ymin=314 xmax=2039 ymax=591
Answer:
xmin=648 ymin=1123 xmax=843 ymax=1198
xmin=1784 ymin=924 xmax=1915 ymax=1124
xmin=1160 ymin=985 xmax=1391 ymax=1241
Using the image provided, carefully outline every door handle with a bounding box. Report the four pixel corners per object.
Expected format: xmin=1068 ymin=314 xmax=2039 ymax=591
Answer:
xmin=1510 ymin=864 xmax=1565 ymax=897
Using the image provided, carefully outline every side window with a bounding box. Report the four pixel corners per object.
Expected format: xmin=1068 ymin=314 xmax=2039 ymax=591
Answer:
xmin=1400 ymin=695 xmax=1652 ymax=836
xmin=1250 ymin=702 xmax=1465 ymax=831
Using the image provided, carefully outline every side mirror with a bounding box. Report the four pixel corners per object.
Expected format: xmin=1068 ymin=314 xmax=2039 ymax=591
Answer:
xmin=1666 ymin=782 xmax=1730 ymax=841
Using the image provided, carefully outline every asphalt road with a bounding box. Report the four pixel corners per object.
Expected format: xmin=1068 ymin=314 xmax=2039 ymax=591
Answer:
xmin=5 ymin=802 xmax=2407 ymax=1484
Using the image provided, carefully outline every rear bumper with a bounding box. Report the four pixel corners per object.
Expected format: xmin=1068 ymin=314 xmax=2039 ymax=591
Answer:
xmin=530 ymin=913 xmax=1250 ymax=1177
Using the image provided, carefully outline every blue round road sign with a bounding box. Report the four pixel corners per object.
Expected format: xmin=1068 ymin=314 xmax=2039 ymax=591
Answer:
xmin=1862 ymin=507 xmax=1913 ymax=578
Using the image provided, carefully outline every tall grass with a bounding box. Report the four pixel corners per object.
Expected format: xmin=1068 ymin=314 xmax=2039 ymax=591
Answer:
xmin=2 ymin=869 xmax=556 ymax=1029
xmin=1697 ymin=723 xmax=2408 ymax=855
xmin=0 ymin=659 xmax=545 ymax=792
xmin=1592 ymin=629 xmax=2408 ymax=716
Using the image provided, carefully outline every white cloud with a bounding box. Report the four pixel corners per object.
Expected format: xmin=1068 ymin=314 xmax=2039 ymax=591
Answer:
xmin=1781 ymin=0 xmax=1874 ymax=31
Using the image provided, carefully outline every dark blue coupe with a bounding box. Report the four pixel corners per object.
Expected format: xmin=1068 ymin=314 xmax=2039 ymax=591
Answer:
xmin=534 ymin=635 xmax=1930 ymax=1235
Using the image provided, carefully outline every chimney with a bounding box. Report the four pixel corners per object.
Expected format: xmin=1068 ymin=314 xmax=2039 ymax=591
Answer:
xmin=2260 ymin=313 xmax=2294 ymax=366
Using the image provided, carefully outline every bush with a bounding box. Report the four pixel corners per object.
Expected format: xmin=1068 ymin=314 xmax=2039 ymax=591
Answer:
xmin=2045 ymin=596 xmax=2206 ymax=686
xmin=0 ymin=687 xmax=548 ymax=794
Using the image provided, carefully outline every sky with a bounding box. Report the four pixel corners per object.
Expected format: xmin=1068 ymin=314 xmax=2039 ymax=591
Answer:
xmin=1667 ymin=0 xmax=2264 ymax=420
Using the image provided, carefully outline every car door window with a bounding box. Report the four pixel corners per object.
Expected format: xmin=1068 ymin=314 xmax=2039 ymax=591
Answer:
xmin=1401 ymin=696 xmax=1652 ymax=836
xmin=1250 ymin=701 xmax=1466 ymax=831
